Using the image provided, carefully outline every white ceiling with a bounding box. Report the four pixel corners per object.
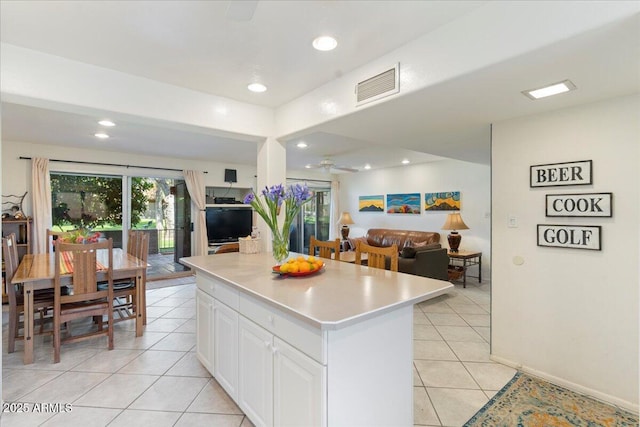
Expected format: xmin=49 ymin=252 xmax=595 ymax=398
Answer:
xmin=1 ymin=1 xmax=639 ymax=172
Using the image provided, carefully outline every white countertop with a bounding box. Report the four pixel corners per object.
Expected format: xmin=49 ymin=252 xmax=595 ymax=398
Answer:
xmin=180 ymin=252 xmax=453 ymax=330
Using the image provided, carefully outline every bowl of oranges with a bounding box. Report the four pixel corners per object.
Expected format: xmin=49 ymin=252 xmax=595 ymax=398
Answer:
xmin=273 ymin=256 xmax=325 ymax=277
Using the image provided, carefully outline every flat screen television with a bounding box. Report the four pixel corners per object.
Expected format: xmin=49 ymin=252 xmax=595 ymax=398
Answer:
xmin=206 ymin=206 xmax=252 ymax=244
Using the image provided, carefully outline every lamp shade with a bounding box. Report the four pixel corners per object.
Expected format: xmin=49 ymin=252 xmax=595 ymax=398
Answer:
xmin=442 ymin=213 xmax=469 ymax=231
xmin=339 ymin=212 xmax=355 ymax=225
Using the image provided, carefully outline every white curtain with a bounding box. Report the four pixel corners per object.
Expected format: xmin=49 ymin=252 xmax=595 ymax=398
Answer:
xmin=329 ymin=180 xmax=340 ymax=240
xmin=183 ymin=170 xmax=207 ymax=256
xmin=31 ymin=158 xmax=52 ymax=254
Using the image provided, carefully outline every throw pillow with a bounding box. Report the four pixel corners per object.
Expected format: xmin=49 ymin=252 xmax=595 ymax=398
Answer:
xmin=400 ymin=247 xmax=417 ymax=258
xmin=348 ymin=236 xmax=367 ymax=251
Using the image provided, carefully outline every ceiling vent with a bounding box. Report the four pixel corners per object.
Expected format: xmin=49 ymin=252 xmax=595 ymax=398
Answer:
xmin=355 ymin=63 xmax=400 ymax=106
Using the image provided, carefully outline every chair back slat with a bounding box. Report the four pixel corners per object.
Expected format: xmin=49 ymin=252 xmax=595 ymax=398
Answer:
xmin=2 ymin=233 xmax=20 ymax=306
xmin=55 ymin=239 xmax=114 ymax=300
xmin=128 ymin=230 xmax=149 ymax=262
xmin=355 ymin=241 xmax=399 ymax=272
xmin=47 ymin=229 xmax=69 ymax=253
xmin=309 ymin=236 xmax=341 ymax=261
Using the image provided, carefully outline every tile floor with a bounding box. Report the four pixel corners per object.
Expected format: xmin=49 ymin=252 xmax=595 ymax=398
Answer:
xmin=2 ymin=276 xmax=508 ymax=426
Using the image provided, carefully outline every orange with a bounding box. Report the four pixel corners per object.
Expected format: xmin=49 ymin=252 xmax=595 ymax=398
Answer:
xmin=316 ymin=260 xmax=324 ymax=267
xmin=314 ymin=261 xmax=322 ymax=270
xmin=299 ymin=262 xmax=311 ymax=273
xmin=279 ymin=264 xmax=289 ymax=274
xmin=308 ymin=256 xmax=316 ymax=263
xmin=297 ymin=256 xmax=306 ymax=262
xmin=289 ymin=262 xmax=300 ymax=273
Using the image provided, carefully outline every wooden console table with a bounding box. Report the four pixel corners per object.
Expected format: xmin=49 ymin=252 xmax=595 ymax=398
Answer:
xmin=447 ymin=250 xmax=481 ymax=288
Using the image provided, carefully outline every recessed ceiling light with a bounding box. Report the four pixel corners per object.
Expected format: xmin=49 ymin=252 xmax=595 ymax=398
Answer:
xmin=247 ymin=83 xmax=267 ymax=93
xmin=297 ymin=142 xmax=308 ymax=149
xmin=312 ymin=36 xmax=337 ymax=51
xmin=364 ymin=164 xmax=371 ymax=170
xmin=522 ymin=79 xmax=576 ymax=100
xmin=401 ymin=159 xmax=410 ymax=165
xmin=98 ymin=120 xmax=115 ymax=127
xmin=94 ymin=132 xmax=110 ymax=139
xmin=305 ymin=164 xmax=312 ymax=169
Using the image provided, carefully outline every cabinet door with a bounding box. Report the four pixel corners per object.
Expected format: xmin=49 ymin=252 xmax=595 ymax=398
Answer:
xmin=238 ymin=317 xmax=273 ymax=427
xmin=214 ymin=300 xmax=239 ymax=400
xmin=273 ymin=337 xmax=326 ymax=427
xmin=195 ymin=289 xmax=214 ymax=374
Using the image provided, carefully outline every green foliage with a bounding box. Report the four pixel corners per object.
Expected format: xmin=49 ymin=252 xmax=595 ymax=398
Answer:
xmin=51 ymin=174 xmax=153 ymax=230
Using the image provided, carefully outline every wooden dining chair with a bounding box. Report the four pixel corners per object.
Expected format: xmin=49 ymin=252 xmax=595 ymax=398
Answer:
xmin=46 ymin=229 xmax=69 ymax=253
xmin=2 ymin=233 xmax=55 ymax=353
xmin=309 ymin=236 xmax=341 ymax=261
xmin=53 ymin=238 xmax=114 ymax=363
xmin=107 ymin=230 xmax=148 ymax=324
xmin=355 ymin=240 xmax=399 ymax=272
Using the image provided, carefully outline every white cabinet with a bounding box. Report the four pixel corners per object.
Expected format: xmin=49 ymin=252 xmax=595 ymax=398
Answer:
xmin=238 ymin=318 xmax=325 ymax=427
xmin=214 ymin=300 xmax=239 ymax=400
xmin=273 ymin=337 xmax=326 ymax=427
xmin=239 ymin=317 xmax=274 ymax=427
xmin=196 ymin=274 xmax=325 ymax=427
xmin=195 ymin=289 xmax=214 ymax=373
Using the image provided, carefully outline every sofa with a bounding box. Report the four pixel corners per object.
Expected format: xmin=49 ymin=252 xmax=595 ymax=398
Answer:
xmin=348 ymin=228 xmax=449 ymax=281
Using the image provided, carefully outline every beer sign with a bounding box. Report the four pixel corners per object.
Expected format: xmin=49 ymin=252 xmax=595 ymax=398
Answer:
xmin=537 ymin=225 xmax=601 ymax=250
xmin=530 ymin=160 xmax=592 ymax=187
xmin=545 ymin=193 xmax=612 ymax=217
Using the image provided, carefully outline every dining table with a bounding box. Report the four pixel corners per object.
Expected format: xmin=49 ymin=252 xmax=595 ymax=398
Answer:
xmin=11 ymin=248 xmax=147 ymax=364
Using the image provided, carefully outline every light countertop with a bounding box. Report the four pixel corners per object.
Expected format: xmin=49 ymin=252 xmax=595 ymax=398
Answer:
xmin=181 ymin=252 xmax=453 ymax=330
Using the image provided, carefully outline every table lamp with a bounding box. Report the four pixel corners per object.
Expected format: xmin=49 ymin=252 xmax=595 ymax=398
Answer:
xmin=339 ymin=212 xmax=355 ymax=240
xmin=442 ymin=212 xmax=469 ymax=252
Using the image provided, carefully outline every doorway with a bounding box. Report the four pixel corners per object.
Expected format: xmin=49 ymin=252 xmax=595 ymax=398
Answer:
xmin=129 ymin=177 xmax=191 ymax=280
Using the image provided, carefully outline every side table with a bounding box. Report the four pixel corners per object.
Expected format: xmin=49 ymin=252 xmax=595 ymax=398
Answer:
xmin=447 ymin=250 xmax=482 ymax=288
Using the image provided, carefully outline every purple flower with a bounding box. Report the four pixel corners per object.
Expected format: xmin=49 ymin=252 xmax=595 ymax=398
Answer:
xmin=287 ymin=183 xmax=312 ymax=206
xmin=243 ymin=193 xmax=255 ymax=204
xmin=263 ymin=184 xmax=285 ymax=206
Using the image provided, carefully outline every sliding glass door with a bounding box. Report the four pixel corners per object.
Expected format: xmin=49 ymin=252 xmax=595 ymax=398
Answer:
xmin=128 ymin=176 xmax=190 ymax=279
xmin=51 ymin=173 xmax=124 ymax=248
xmin=288 ymin=186 xmax=331 ymax=254
xmin=51 ymin=173 xmax=191 ymax=279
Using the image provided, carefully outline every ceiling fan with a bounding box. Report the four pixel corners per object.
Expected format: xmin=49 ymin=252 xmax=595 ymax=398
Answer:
xmin=305 ymin=158 xmax=358 ymax=173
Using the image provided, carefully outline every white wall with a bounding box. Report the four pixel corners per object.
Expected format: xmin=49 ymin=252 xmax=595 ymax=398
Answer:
xmin=2 ymin=140 xmax=258 ymax=215
xmin=491 ymin=94 xmax=639 ymax=411
xmin=338 ymin=159 xmax=491 ymax=279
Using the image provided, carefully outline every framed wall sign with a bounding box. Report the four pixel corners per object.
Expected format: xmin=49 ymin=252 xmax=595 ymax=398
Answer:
xmin=537 ymin=224 xmax=601 ymax=250
xmin=530 ymin=160 xmax=592 ymax=188
xmin=545 ymin=193 xmax=612 ymax=217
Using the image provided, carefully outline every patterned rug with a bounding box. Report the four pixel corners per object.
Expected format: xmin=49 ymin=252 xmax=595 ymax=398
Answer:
xmin=464 ymin=372 xmax=638 ymax=426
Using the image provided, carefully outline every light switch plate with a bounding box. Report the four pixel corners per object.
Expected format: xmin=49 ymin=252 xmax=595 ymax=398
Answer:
xmin=508 ymin=215 xmax=518 ymax=228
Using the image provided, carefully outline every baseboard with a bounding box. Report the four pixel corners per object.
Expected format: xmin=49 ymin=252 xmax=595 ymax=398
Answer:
xmin=147 ymin=270 xmax=194 ymax=282
xmin=490 ymin=354 xmax=639 ymax=414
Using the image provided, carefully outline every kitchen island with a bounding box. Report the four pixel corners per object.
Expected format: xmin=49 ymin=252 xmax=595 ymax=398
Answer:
xmin=181 ymin=252 xmax=453 ymax=427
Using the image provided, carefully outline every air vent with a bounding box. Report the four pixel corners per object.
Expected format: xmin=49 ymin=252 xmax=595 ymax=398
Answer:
xmin=356 ymin=63 xmax=400 ymax=106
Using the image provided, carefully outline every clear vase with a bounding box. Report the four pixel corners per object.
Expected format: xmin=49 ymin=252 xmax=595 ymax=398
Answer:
xmin=271 ymin=230 xmax=290 ymax=265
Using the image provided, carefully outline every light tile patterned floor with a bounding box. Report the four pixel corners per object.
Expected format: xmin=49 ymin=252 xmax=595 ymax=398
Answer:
xmin=2 ymin=276 xmax=507 ymax=426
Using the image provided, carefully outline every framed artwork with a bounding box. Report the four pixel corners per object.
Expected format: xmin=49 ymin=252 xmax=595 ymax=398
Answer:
xmin=386 ymin=193 xmax=421 ymax=214
xmin=424 ymin=192 xmax=460 ymax=211
xmin=359 ymin=195 xmax=384 ymax=212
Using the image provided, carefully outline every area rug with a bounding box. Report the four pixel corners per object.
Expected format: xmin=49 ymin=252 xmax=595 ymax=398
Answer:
xmin=464 ymin=372 xmax=638 ymax=427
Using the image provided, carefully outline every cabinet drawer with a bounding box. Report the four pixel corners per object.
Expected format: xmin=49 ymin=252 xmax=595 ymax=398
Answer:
xmin=240 ymin=293 xmax=325 ymax=364
xmin=196 ymin=274 xmax=239 ymax=310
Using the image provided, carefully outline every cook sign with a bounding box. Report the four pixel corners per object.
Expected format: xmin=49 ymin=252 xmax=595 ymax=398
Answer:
xmin=545 ymin=193 xmax=612 ymax=217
